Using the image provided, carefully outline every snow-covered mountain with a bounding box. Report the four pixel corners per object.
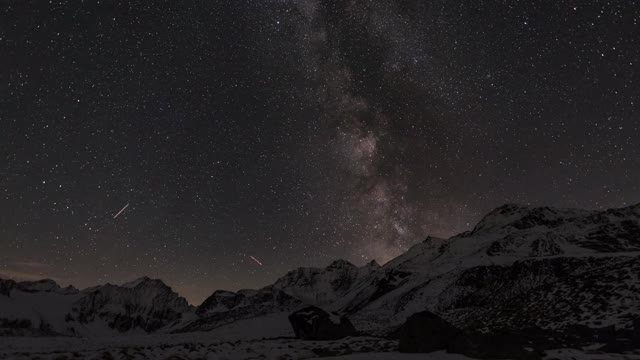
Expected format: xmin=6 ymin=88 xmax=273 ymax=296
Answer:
xmin=0 ymin=279 xmax=82 ymax=336
xmin=2 ymin=202 xmax=639 ymax=339
xmin=0 ymin=277 xmax=191 ymax=336
xmin=69 ymin=276 xmax=192 ymax=334
xmin=335 ymin=203 xmax=640 ymax=334
xmin=272 ymin=259 xmax=380 ymax=306
xmin=176 ymin=287 xmax=301 ymax=333
xmin=173 ymin=259 xmax=380 ymax=333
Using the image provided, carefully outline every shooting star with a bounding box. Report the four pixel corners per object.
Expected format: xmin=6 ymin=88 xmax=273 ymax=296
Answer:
xmin=249 ymin=255 xmax=263 ymax=266
xmin=113 ymin=203 xmax=130 ymax=219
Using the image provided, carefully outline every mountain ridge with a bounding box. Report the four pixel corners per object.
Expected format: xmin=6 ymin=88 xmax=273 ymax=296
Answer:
xmin=2 ymin=202 xmax=639 ymax=337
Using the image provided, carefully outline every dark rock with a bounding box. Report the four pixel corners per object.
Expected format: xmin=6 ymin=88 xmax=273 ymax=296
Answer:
xmin=288 ymin=306 xmax=356 ymax=340
xmin=448 ymin=332 xmax=542 ymax=360
xmin=311 ymin=348 xmax=340 ymax=357
xmin=565 ymin=323 xmax=640 ymax=353
xmin=529 ymin=237 xmax=564 ymax=257
xmin=398 ymin=311 xmax=461 ymax=353
xmin=632 ymin=318 xmax=640 ymax=345
xmin=399 ymin=311 xmax=542 ymax=359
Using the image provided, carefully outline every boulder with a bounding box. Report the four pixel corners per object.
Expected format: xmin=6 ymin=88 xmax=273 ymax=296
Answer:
xmin=399 ymin=311 xmax=542 ymax=359
xmin=398 ymin=311 xmax=461 ymax=353
xmin=633 ymin=317 xmax=640 ymax=340
xmin=585 ymin=321 xmax=640 ymax=353
xmin=288 ymin=306 xmax=356 ymax=340
xmin=448 ymin=332 xmax=542 ymax=360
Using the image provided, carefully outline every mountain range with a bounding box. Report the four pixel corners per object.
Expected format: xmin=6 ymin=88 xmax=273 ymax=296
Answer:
xmin=1 ymin=203 xmax=639 ymax=338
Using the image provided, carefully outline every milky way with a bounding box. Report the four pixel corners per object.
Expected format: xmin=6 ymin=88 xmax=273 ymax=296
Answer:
xmin=1 ymin=0 xmax=639 ymax=303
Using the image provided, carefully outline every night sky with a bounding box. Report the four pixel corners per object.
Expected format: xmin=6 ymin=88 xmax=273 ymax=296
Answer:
xmin=1 ymin=0 xmax=639 ymax=304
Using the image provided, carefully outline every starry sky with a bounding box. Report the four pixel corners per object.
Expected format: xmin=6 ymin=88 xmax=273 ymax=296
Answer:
xmin=1 ymin=0 xmax=639 ymax=304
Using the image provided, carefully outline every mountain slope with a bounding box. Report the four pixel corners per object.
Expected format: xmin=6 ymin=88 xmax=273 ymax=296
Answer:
xmin=69 ymin=276 xmax=192 ymax=334
xmin=337 ymin=203 xmax=640 ymax=334
xmin=0 ymin=279 xmax=82 ymax=336
xmin=272 ymin=259 xmax=379 ymax=306
xmin=176 ymin=287 xmax=301 ymax=332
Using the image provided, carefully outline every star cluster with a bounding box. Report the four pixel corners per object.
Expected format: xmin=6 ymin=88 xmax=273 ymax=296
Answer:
xmin=1 ymin=0 xmax=639 ymax=304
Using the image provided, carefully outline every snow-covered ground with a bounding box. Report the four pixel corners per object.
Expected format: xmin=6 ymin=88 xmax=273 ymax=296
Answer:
xmin=2 ymin=334 xmax=639 ymax=360
xmin=0 ymin=314 xmax=638 ymax=360
xmin=0 ymin=313 xmax=638 ymax=360
xmin=0 ymin=336 xmax=393 ymax=360
xmin=0 ymin=313 xmax=394 ymax=359
xmin=544 ymin=349 xmax=640 ymax=359
xmin=311 ymin=352 xmax=640 ymax=360
xmin=2 ymin=303 xmax=636 ymax=360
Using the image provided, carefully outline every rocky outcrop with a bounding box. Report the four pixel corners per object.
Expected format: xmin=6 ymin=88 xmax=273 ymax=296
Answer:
xmin=437 ymin=255 xmax=640 ymax=332
xmin=288 ymin=306 xmax=356 ymax=340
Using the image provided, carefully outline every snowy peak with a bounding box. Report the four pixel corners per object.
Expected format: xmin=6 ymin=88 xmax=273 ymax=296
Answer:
xmin=272 ymin=259 xmax=376 ymax=306
xmin=471 ymin=204 xmax=573 ymax=234
xmin=196 ymin=290 xmax=245 ymax=315
xmin=64 ymin=277 xmax=191 ymax=334
xmin=365 ymin=259 xmax=380 ymax=269
xmin=360 ymin=260 xmax=381 ymax=276
xmin=180 ymin=287 xmax=302 ymax=332
xmin=464 ymin=203 xmax=640 ymax=257
xmin=0 ymin=274 xmax=192 ymax=336
xmin=187 ymin=259 xmax=383 ymax=332
xmin=196 ymin=287 xmax=301 ymax=316
xmin=119 ymin=276 xmax=177 ymax=294
xmin=80 ymin=277 xmax=190 ymax=311
xmin=0 ymin=278 xmax=78 ymax=296
xmin=15 ymin=279 xmax=61 ymax=293
xmin=326 ymin=259 xmax=357 ymax=271
xmin=322 ymin=258 xmax=379 ymax=273
xmin=121 ymin=276 xmax=154 ymax=288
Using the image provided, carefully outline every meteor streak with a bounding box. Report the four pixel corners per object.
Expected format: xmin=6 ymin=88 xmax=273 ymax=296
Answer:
xmin=113 ymin=203 xmax=130 ymax=219
xmin=249 ymin=255 xmax=263 ymax=266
